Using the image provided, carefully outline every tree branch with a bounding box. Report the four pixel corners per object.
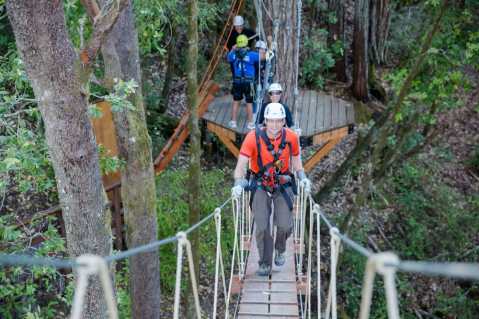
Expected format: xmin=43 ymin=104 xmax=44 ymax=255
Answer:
xmin=79 ymin=0 xmax=128 ymax=66
xmin=80 ymin=0 xmax=100 ymax=21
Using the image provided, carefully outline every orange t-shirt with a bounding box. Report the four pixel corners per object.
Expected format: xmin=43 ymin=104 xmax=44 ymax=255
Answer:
xmin=239 ymin=128 xmax=300 ymax=174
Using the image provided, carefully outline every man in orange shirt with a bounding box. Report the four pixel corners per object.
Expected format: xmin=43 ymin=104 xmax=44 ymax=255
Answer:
xmin=232 ymin=103 xmax=311 ymax=276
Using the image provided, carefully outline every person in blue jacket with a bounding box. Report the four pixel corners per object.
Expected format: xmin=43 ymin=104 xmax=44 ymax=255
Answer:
xmin=256 ymin=83 xmax=294 ymax=128
xmin=227 ymin=35 xmax=264 ymax=130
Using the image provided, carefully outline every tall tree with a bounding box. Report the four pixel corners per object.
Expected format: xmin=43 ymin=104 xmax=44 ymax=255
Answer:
xmin=352 ymin=0 xmax=370 ymax=101
xmin=369 ymin=0 xmax=391 ymax=65
xmin=264 ymin=0 xmax=299 ymax=108
xmin=186 ymin=0 xmax=200 ymax=316
xmin=94 ymin=1 xmax=161 ymax=317
xmin=328 ymin=0 xmax=348 ymax=82
xmin=6 ymin=0 xmax=125 ymax=318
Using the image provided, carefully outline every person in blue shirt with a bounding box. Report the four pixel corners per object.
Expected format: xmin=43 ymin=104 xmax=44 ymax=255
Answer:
xmin=256 ymin=83 xmax=294 ymax=127
xmin=227 ymin=35 xmax=264 ymax=130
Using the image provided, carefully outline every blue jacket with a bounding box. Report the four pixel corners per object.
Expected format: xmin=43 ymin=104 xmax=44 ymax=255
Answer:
xmin=227 ymin=48 xmax=259 ymax=81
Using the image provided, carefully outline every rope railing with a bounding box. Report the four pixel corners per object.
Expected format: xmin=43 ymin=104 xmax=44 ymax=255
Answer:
xmin=3 ymin=181 xmax=479 ymax=318
xmin=301 ymin=191 xmax=479 ymax=319
xmin=0 ymin=196 xmax=239 ymax=319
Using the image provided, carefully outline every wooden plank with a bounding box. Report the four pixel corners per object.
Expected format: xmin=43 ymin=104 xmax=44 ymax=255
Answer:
xmin=91 ymin=101 xmax=121 ymax=186
xmin=207 ymin=122 xmax=236 ymax=140
xmin=298 ymin=91 xmax=308 ymax=133
xmin=346 ymin=101 xmax=355 ymax=124
xmin=313 ymin=91 xmax=322 ymax=135
xmin=219 ymin=98 xmax=233 ymax=128
xmin=308 ymin=90 xmax=316 ymax=136
xmin=332 ymin=96 xmax=339 ymax=129
xmin=210 ymin=125 xmax=239 ymax=158
xmin=326 ymin=94 xmax=333 ymax=131
xmin=304 ymin=138 xmax=342 ymax=172
xmin=312 ymin=127 xmax=348 ymax=146
xmin=338 ymin=98 xmax=347 ymax=128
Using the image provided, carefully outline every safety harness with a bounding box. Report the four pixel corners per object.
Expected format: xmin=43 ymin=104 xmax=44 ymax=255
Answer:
xmin=247 ymin=126 xmax=297 ymax=210
xmin=233 ymin=48 xmax=254 ymax=83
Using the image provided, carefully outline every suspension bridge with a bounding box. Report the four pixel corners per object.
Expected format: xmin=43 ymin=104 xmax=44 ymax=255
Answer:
xmin=2 ymin=184 xmax=479 ymax=318
xmin=2 ymin=0 xmax=479 ymax=318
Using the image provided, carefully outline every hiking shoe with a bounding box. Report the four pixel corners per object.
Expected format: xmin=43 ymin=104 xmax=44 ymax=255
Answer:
xmin=274 ymin=251 xmax=285 ymax=266
xmin=256 ymin=263 xmax=271 ymax=276
xmin=228 ymin=120 xmax=237 ymax=128
xmin=247 ymin=122 xmax=255 ymax=130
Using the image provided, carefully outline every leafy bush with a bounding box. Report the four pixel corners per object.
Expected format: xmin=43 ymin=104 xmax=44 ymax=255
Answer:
xmin=300 ymin=28 xmax=337 ymax=89
xmin=0 ymin=216 xmax=73 ymax=318
xmin=153 ymin=168 xmax=234 ymax=293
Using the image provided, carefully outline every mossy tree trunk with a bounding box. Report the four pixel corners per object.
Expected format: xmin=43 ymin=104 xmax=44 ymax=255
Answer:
xmin=6 ymin=0 xmax=126 ymax=317
xmin=265 ymin=0 xmax=299 ymax=108
xmin=186 ymin=0 xmax=201 ymax=316
xmin=352 ymin=0 xmax=370 ymax=101
xmin=98 ymin=1 xmax=161 ymax=318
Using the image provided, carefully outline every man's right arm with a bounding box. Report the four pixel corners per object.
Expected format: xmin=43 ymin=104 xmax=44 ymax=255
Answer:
xmin=234 ymin=154 xmax=250 ymax=180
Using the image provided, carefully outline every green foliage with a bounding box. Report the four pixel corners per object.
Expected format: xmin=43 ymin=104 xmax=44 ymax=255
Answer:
xmin=154 ymin=168 xmax=234 ymax=293
xmin=0 ymin=50 xmax=56 ymax=197
xmin=300 ymin=28 xmax=338 ymax=89
xmin=98 ymin=144 xmax=125 ymax=175
xmin=0 ymin=216 xmax=73 ymax=318
xmin=466 ymin=146 xmax=479 ymax=174
xmin=104 ymin=79 xmax=138 ymax=112
xmin=133 ymin=0 xmax=224 ymax=57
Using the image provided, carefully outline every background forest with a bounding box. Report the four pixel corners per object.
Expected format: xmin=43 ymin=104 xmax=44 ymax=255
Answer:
xmin=0 ymin=0 xmax=478 ymax=318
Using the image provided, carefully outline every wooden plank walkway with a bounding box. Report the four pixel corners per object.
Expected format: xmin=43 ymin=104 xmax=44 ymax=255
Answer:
xmin=202 ymin=90 xmax=354 ymax=137
xmin=238 ymin=226 xmax=299 ymax=318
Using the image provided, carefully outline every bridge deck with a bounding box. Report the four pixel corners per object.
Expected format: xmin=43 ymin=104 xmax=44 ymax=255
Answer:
xmin=202 ymin=90 xmax=354 ymax=137
xmin=238 ymin=227 xmax=299 ymax=318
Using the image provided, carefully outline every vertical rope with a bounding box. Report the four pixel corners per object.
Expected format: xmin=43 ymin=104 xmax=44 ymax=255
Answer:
xmin=225 ymin=197 xmax=241 ymax=319
xmin=184 ymin=236 xmax=202 ymax=318
xmin=325 ymin=228 xmax=340 ymax=319
xmin=173 ymin=234 xmax=185 ymax=319
xmin=314 ymin=204 xmax=321 ymax=318
xmin=213 ymin=208 xmax=222 ymax=319
xmin=306 ymin=193 xmax=314 ymax=319
xmin=293 ymin=0 xmax=302 ymax=127
xmin=70 ymin=255 xmax=118 ymax=319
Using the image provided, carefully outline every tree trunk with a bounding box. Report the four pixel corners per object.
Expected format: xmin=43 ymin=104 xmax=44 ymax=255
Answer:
xmin=100 ymin=1 xmax=161 ymax=318
xmin=186 ymin=0 xmax=201 ymax=316
xmin=352 ymin=0 xmax=369 ymax=101
xmin=369 ymin=0 xmax=391 ymax=65
xmin=265 ymin=0 xmax=299 ymax=108
xmin=6 ymin=1 xmax=112 ymax=318
xmin=328 ymin=0 xmax=348 ymax=82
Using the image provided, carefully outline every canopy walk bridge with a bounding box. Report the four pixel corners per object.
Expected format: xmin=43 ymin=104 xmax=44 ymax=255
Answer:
xmin=3 ymin=0 xmax=479 ymax=318
xmin=2 ymin=185 xmax=479 ymax=319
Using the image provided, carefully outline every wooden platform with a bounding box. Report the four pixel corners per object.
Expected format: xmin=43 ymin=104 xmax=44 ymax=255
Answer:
xmin=237 ymin=227 xmax=300 ymax=318
xmin=203 ymin=90 xmax=355 ymax=172
xmin=202 ymin=90 xmax=354 ymax=137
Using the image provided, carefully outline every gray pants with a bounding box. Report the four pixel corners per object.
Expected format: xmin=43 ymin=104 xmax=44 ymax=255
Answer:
xmin=252 ymin=187 xmax=294 ymax=267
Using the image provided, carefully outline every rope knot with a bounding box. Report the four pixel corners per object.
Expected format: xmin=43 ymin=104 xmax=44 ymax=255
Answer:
xmin=76 ymin=254 xmax=107 ymax=275
xmin=370 ymin=252 xmax=400 ymax=276
xmin=176 ymin=231 xmax=187 ymax=244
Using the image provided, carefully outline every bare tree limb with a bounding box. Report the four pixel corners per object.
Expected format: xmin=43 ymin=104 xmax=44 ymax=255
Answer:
xmin=80 ymin=0 xmax=100 ymax=21
xmin=79 ymin=0 xmax=128 ymax=66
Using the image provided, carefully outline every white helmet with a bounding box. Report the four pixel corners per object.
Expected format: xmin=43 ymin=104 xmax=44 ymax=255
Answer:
xmin=264 ymin=103 xmax=286 ymax=119
xmin=268 ymin=83 xmax=283 ymax=93
xmin=255 ymin=40 xmax=267 ymax=50
xmin=233 ymin=16 xmax=244 ymax=26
